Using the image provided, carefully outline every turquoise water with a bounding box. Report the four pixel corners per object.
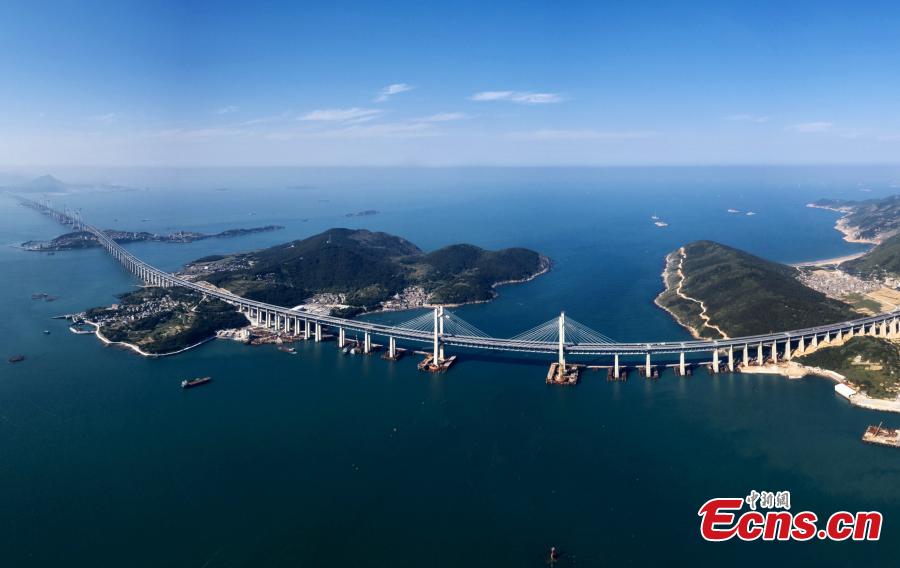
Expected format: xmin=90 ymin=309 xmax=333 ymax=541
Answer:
xmin=3 ymin=167 xmax=900 ymax=566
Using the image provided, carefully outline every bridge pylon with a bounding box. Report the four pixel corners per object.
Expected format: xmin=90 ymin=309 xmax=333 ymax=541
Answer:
xmin=420 ymin=306 xmax=455 ymax=372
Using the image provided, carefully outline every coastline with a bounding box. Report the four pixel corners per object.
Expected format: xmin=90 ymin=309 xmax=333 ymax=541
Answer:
xmin=791 ymin=250 xmax=870 ymax=267
xmin=805 ymin=203 xmax=881 ymax=245
xmin=653 ymin=249 xmax=723 ymax=340
xmin=84 ymin=320 xmax=217 ymax=358
xmin=739 ymin=359 xmax=900 ymax=413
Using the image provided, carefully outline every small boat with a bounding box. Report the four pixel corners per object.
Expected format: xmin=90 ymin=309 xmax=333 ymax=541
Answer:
xmin=42 ymin=330 xmax=50 ymax=335
xmin=727 ymin=208 xmax=740 ymax=213
xmin=277 ymin=346 xmax=297 ymax=355
xmin=349 ymin=347 xmax=358 ymax=355
xmin=651 ymin=214 xmax=660 ymax=220
xmin=342 ymin=346 xmax=351 ymax=354
xmin=654 ymin=221 xmax=669 ymax=227
xmin=181 ymin=376 xmax=212 ymax=389
xmin=746 ymin=211 xmax=756 ymax=216
xmin=8 ymin=354 xmax=25 ymax=363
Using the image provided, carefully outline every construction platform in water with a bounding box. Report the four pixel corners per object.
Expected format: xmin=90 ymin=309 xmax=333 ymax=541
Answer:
xmin=862 ymin=423 xmax=900 ymax=448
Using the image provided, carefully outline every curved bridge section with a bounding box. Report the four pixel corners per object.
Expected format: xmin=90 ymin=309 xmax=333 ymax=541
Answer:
xmin=23 ymin=199 xmax=900 ymax=373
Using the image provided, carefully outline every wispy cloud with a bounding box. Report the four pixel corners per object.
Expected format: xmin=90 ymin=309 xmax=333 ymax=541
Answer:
xmin=726 ymin=114 xmax=770 ymax=123
xmin=90 ymin=113 xmax=117 ymax=123
xmin=469 ymin=91 xmax=564 ymax=104
xmin=787 ymin=121 xmax=833 ymax=133
xmin=416 ymin=112 xmax=469 ymax=122
xmin=375 ymin=83 xmax=413 ymax=102
xmin=507 ymin=129 xmax=657 ymax=140
xmin=298 ymin=107 xmax=383 ymax=123
xmin=215 ymin=105 xmax=239 ymax=115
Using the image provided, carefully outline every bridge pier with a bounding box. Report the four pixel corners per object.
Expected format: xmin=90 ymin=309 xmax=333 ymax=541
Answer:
xmin=338 ymin=327 xmax=346 ymax=348
xmin=422 ymin=306 xmax=455 ymax=373
xmin=364 ymin=332 xmax=372 ymax=354
xmin=388 ymin=337 xmax=397 ymax=359
xmin=728 ymin=346 xmax=734 ymax=372
xmin=314 ymin=322 xmax=322 ymax=342
xmin=304 ymin=319 xmax=311 ymax=340
xmin=771 ymin=340 xmax=778 ymax=364
xmin=679 ymin=351 xmax=686 ymax=376
xmin=711 ymin=348 xmax=720 ymax=373
xmin=757 ymin=343 xmax=763 ymax=366
xmin=811 ymin=333 xmax=818 ymax=350
xmin=742 ymin=344 xmax=749 ymax=368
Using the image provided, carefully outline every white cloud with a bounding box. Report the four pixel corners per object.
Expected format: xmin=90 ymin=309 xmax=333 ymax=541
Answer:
xmin=416 ymin=112 xmax=469 ymax=122
xmin=90 ymin=113 xmax=117 ymax=123
xmin=787 ymin=121 xmax=833 ymax=133
xmin=469 ymin=91 xmax=564 ymax=104
xmin=726 ymin=114 xmax=770 ymax=123
xmin=508 ymin=129 xmax=657 ymax=140
xmin=319 ymin=122 xmax=438 ymax=139
xmin=375 ymin=83 xmax=413 ymax=102
xmin=298 ymin=107 xmax=383 ymax=123
xmin=215 ymin=105 xmax=239 ymax=115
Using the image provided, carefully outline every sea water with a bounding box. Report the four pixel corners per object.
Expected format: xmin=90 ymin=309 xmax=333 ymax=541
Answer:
xmin=2 ymin=166 xmax=900 ymax=566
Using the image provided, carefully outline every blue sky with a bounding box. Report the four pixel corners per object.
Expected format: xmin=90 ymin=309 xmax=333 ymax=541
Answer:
xmin=1 ymin=0 xmax=899 ymax=166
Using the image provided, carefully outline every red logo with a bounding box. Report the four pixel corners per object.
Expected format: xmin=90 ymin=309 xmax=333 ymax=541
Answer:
xmin=698 ymin=492 xmax=882 ymax=542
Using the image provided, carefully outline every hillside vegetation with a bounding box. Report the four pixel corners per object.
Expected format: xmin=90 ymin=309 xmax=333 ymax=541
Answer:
xmin=656 ymin=241 xmax=856 ymax=338
xmin=86 ymin=288 xmax=248 ymax=354
xmin=812 ymin=195 xmax=900 ymax=241
xmin=841 ymin=232 xmax=900 ymax=277
xmin=798 ymin=336 xmax=900 ymax=399
xmin=189 ymin=228 xmax=549 ymax=311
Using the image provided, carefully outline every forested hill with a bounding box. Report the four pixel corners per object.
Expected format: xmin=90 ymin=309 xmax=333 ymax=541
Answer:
xmin=186 ymin=228 xmax=550 ymax=311
xmin=656 ymin=240 xmax=857 ymax=338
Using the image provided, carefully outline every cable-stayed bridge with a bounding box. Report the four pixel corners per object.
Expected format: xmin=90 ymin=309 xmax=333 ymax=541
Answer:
xmin=21 ymin=197 xmax=900 ymax=378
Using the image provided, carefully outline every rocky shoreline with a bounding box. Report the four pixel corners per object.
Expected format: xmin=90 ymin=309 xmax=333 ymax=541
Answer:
xmin=806 ymin=202 xmax=886 ymax=245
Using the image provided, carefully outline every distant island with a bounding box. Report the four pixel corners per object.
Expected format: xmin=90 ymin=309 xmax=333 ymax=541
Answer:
xmin=22 ymin=225 xmax=283 ymax=251
xmin=2 ymin=174 xmax=132 ymax=194
xmin=81 ymin=288 xmax=249 ymax=356
xmin=180 ymin=228 xmax=550 ymax=317
xmin=808 ymin=195 xmax=900 ymax=244
xmin=345 ymin=209 xmax=379 ymax=217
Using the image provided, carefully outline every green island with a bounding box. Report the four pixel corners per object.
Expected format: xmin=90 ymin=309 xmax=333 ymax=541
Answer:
xmin=84 ymin=288 xmax=249 ymax=355
xmin=180 ymin=228 xmax=550 ymax=316
xmin=22 ymin=225 xmax=283 ymax=252
xmin=655 ymin=240 xmax=856 ymax=339
xmin=797 ymin=336 xmax=900 ymax=399
xmin=657 ymin=238 xmax=900 ymax=402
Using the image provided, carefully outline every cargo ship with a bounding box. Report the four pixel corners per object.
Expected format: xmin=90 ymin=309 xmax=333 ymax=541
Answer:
xmin=181 ymin=376 xmax=212 ymax=389
xmin=8 ymin=354 xmax=25 ymax=363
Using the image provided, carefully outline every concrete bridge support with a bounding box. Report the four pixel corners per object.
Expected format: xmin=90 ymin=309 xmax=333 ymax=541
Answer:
xmin=742 ymin=345 xmax=749 ymax=368
xmin=614 ymin=353 xmax=620 ymax=378
xmin=645 ymin=353 xmax=651 ymax=377
xmin=364 ymin=332 xmax=372 ymax=354
xmin=757 ymin=343 xmax=763 ymax=366
xmin=712 ymin=348 xmax=719 ymax=372
xmin=728 ymin=346 xmax=734 ymax=372
xmin=784 ymin=339 xmax=792 ymax=360
xmin=811 ymin=333 xmax=818 ymax=350
xmin=798 ymin=335 xmax=805 ymax=355
xmin=388 ymin=337 xmax=397 ymax=359
xmin=771 ymin=341 xmax=778 ymax=364
xmin=679 ymin=351 xmax=686 ymax=375
xmin=304 ymin=319 xmax=311 ymax=340
xmin=314 ymin=322 xmax=322 ymax=342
